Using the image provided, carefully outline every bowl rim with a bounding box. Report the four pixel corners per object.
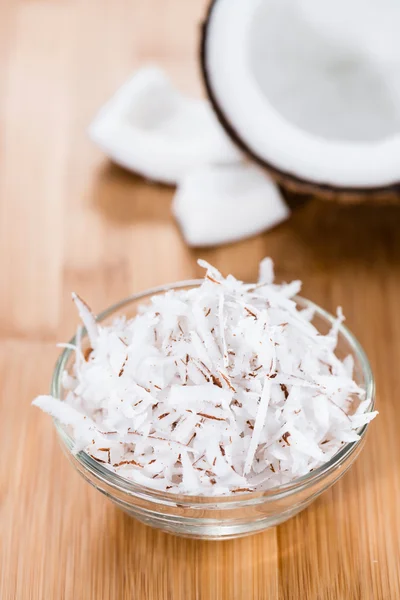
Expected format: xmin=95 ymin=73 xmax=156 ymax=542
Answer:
xmin=51 ymin=280 xmax=375 ymax=508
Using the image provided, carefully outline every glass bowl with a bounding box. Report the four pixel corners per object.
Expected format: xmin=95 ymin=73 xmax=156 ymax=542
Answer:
xmin=51 ymin=281 xmax=375 ymax=540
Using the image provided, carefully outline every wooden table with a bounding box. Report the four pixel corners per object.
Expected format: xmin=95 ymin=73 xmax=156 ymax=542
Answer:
xmin=1 ymin=1 xmax=399 ymax=598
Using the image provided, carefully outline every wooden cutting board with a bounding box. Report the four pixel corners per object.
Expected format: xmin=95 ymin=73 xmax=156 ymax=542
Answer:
xmin=0 ymin=1 xmax=399 ymax=598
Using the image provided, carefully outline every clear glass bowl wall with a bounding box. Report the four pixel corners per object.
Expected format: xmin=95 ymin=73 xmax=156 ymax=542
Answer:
xmin=52 ymin=281 xmax=375 ymax=540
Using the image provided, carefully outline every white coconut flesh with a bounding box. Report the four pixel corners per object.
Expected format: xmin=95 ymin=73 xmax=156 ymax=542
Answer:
xmin=89 ymin=66 xmax=241 ymax=185
xmin=173 ymin=163 xmax=290 ymax=247
xmin=203 ymin=0 xmax=400 ymax=189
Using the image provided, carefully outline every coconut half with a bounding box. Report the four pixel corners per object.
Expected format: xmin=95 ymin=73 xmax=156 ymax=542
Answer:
xmin=201 ymin=0 xmax=400 ymax=199
xmin=172 ymin=163 xmax=290 ymax=247
xmin=89 ymin=66 xmax=241 ymax=185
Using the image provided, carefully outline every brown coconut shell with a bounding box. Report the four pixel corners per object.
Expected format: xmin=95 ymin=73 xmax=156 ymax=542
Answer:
xmin=200 ymin=0 xmax=400 ymax=204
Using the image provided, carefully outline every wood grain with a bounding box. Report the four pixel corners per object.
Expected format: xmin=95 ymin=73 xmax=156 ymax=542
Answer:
xmin=0 ymin=1 xmax=399 ymax=598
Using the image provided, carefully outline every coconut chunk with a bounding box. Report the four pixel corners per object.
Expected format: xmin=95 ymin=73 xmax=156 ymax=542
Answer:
xmin=89 ymin=66 xmax=241 ymax=185
xmin=172 ymin=164 xmax=290 ymax=247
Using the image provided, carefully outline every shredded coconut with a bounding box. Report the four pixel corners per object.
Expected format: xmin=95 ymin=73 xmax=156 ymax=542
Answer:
xmin=33 ymin=259 xmax=377 ymax=495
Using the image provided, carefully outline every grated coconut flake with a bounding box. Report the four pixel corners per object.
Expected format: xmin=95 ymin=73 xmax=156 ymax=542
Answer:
xmin=33 ymin=259 xmax=377 ymax=495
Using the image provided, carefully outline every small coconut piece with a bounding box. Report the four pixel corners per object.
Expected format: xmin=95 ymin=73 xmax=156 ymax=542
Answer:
xmin=71 ymin=293 xmax=98 ymax=348
xmin=33 ymin=258 xmax=377 ymax=495
xmin=258 ymin=257 xmax=274 ymax=285
xmin=172 ymin=163 xmax=290 ymax=247
xmin=89 ymin=66 xmax=241 ymax=185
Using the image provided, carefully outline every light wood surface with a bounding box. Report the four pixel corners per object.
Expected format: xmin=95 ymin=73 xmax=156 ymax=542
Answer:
xmin=1 ymin=1 xmax=399 ymax=598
